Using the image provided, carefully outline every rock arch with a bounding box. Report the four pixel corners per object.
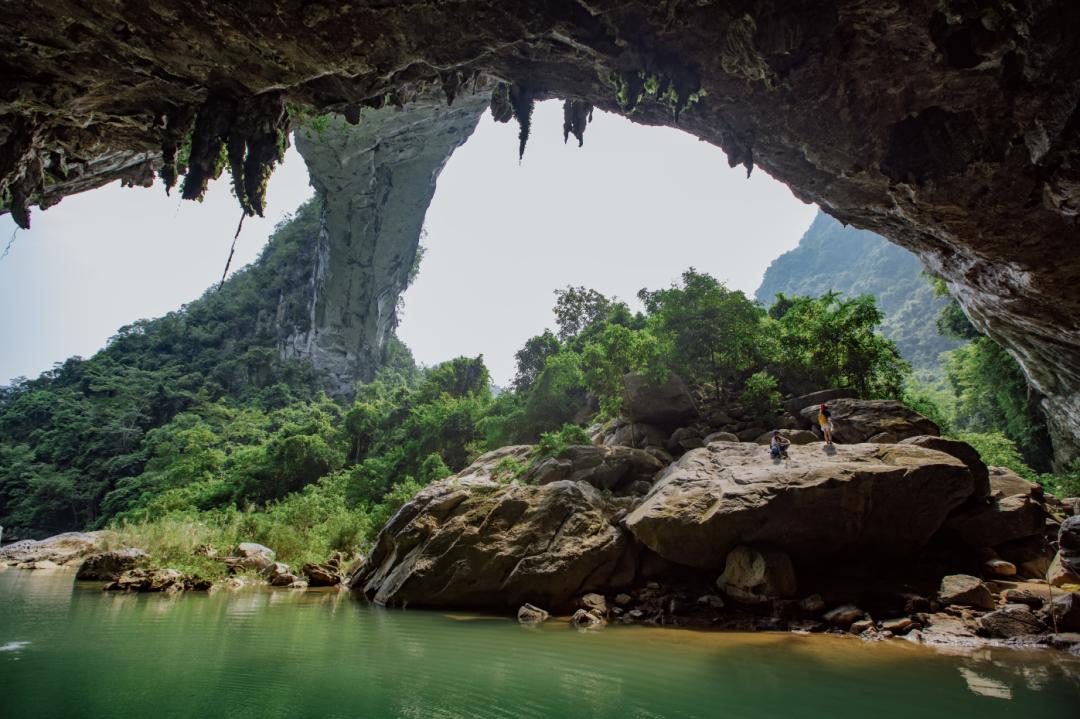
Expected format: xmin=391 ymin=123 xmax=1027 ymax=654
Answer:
xmin=0 ymin=2 xmax=1077 ymax=463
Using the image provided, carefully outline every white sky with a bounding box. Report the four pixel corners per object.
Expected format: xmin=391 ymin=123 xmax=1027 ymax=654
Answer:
xmin=0 ymin=101 xmax=816 ymax=387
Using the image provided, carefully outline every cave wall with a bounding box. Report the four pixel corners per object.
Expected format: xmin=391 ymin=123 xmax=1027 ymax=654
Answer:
xmin=1 ymin=1 xmax=1078 ymax=465
xmin=286 ymin=91 xmax=490 ymax=393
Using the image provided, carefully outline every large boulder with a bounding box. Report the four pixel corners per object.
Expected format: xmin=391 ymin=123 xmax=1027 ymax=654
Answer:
xmin=523 ymin=444 xmax=664 ymax=494
xmin=624 ymin=442 xmax=974 ymax=569
xmin=978 ymin=605 xmax=1047 ymax=638
xmin=75 ymin=549 xmax=148 ymax=581
xmin=716 ymin=545 xmax=797 ymax=604
xmin=226 ymin=543 xmax=276 ymax=574
xmin=945 ymin=495 xmax=1047 ymax=548
xmin=622 ymin=373 xmax=698 ymax=427
xmin=899 ymin=436 xmax=990 ymax=500
xmin=798 ymin=399 xmax=939 ymax=444
xmin=352 ymin=447 xmax=639 ymax=611
xmin=605 ymin=422 xmax=668 ymax=450
xmin=988 ymin=467 xmax=1044 ymax=502
xmin=781 ymin=389 xmax=858 ymax=416
xmin=753 ymin=429 xmax=818 ymax=446
xmin=939 ymin=574 xmax=995 ymax=610
xmin=0 ymin=532 xmax=102 ymax=566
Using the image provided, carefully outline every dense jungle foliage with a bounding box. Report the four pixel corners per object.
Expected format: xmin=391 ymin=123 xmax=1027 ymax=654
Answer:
xmin=1 ymin=202 xmax=1074 ymax=572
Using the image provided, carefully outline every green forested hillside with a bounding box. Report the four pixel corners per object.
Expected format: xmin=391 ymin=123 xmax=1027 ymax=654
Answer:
xmin=756 ymin=211 xmax=962 ymax=370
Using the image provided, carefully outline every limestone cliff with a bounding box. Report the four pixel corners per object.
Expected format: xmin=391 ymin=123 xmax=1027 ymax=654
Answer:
xmin=285 ymin=92 xmax=489 ymax=393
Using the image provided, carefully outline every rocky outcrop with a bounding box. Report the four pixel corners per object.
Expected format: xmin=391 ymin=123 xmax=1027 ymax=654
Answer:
xmin=104 ymin=568 xmax=212 ymax=593
xmin=351 ymin=447 xmax=640 ymax=611
xmin=0 ymin=532 xmax=102 ymax=566
xmin=522 ymin=444 xmax=664 ymax=495
xmin=622 ymin=374 xmax=698 ymax=428
xmin=715 ymin=545 xmax=797 ymax=604
xmin=899 ymin=436 xmax=990 ymax=500
xmin=624 ymin=442 xmax=974 ymax=569
xmin=285 ymin=94 xmax=490 ymax=392
xmin=75 ymin=549 xmax=147 ymax=581
xmin=799 ymin=399 xmax=940 ymax=444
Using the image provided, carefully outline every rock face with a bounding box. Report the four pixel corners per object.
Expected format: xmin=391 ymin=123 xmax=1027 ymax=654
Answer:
xmin=0 ymin=532 xmax=102 ymax=566
xmin=715 ymin=545 xmax=797 ymax=604
xmin=945 ymin=495 xmax=1047 ymax=548
xmin=622 ymin=374 xmax=698 ymax=428
xmin=75 ymin=549 xmax=147 ymax=581
xmin=286 ymin=94 xmax=489 ymax=392
xmin=2 ymin=2 xmax=1079 ymax=465
xmin=351 ymin=447 xmax=639 ymax=611
xmin=799 ymin=400 xmax=939 ymax=444
xmin=624 ymin=442 xmax=974 ymax=569
xmin=899 ymin=436 xmax=990 ymax=500
xmin=523 ymin=445 xmax=664 ymax=495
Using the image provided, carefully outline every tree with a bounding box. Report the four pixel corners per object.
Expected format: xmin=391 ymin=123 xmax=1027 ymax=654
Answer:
xmin=553 ymin=286 xmax=612 ymax=341
xmin=639 ymin=269 xmax=766 ymax=399
xmin=512 ymin=330 xmax=561 ymax=392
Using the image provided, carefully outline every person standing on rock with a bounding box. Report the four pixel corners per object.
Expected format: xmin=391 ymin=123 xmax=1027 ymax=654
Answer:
xmin=818 ymin=403 xmax=834 ymax=445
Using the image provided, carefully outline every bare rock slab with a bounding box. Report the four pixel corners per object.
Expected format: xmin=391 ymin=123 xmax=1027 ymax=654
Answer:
xmin=624 ymin=442 xmax=974 ymax=569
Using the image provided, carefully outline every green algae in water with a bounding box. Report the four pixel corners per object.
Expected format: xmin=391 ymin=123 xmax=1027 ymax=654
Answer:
xmin=1 ymin=569 xmax=1077 ymax=718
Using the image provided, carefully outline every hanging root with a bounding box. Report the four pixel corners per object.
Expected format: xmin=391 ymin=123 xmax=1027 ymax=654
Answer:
xmin=218 ymin=210 xmax=247 ymax=291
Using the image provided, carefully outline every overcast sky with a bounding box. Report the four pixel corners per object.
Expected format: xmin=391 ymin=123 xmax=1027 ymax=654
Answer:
xmin=0 ymin=100 xmax=816 ymax=387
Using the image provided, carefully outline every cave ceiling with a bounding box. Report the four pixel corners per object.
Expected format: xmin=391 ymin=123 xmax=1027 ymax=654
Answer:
xmin=0 ymin=1 xmax=1078 ymax=462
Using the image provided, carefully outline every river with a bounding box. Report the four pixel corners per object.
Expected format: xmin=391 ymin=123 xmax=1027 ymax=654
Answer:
xmin=1 ymin=568 xmax=1077 ymax=718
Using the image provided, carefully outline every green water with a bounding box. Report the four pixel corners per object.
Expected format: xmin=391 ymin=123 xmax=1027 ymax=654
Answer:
xmin=1 ymin=569 xmax=1077 ymax=718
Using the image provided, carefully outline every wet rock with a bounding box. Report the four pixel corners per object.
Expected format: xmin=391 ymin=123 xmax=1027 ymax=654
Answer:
xmin=570 ymin=608 xmax=605 ymax=630
xmin=703 ymin=431 xmax=738 ymax=444
xmin=850 ymin=618 xmax=875 ymax=634
xmin=946 ymin=495 xmax=1046 ymax=548
xmin=303 ymin=562 xmax=342 ymax=587
xmin=799 ymin=594 xmax=826 ymax=613
xmin=106 ymin=567 xmax=201 ymax=593
xmin=798 ymin=399 xmax=938 ymax=444
xmin=76 ymin=549 xmax=148 ymax=581
xmin=978 ymin=605 xmax=1047 ymax=638
xmin=881 ymin=617 xmax=916 ymax=635
xmin=899 ymin=436 xmax=989 ymax=500
xmin=353 ymin=447 xmax=638 ymax=611
xmin=625 ymin=443 xmax=973 ymax=568
xmin=16 ymin=560 xmax=60 ymax=570
xmin=517 ymin=604 xmax=550 ymax=624
xmin=755 ymin=617 xmax=788 ymax=632
xmin=939 ymin=574 xmax=995 ymax=610
xmin=622 ymin=374 xmax=698 ymax=427
xmin=266 ymin=562 xmax=296 ymax=586
xmin=287 ymin=580 xmax=308 ymax=590
xmin=823 ymin=604 xmax=864 ymax=629
xmin=716 ymin=545 xmax=797 ymax=604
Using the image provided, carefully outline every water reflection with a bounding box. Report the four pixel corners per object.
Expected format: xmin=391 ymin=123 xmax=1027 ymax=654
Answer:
xmin=2 ymin=570 xmax=1078 ymax=719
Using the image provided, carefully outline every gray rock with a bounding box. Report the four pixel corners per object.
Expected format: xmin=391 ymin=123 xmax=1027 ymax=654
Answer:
xmin=1060 ymin=516 xmax=1080 ymax=574
xmin=579 ymin=593 xmax=607 ymax=615
xmin=625 ymin=442 xmax=974 ymax=568
xmin=716 ymin=545 xmax=797 ymax=604
xmin=0 ymin=531 xmax=102 ymax=566
xmin=736 ymin=427 xmax=768 ymax=442
xmin=946 ymin=494 xmax=1047 ymax=548
xmin=1047 ymin=592 xmax=1080 ymax=632
xmin=798 ymin=399 xmax=939 ymax=443
xmin=823 ymin=604 xmax=864 ymax=628
xmin=782 ymin=389 xmax=858 ymax=416
xmin=607 ymin=422 xmax=669 ymax=450
xmin=939 ymin=574 xmax=995 ymax=610
xmin=697 ymin=594 xmax=725 ymax=609
xmin=622 ymin=373 xmax=698 ymax=427
xmin=753 ymin=429 xmax=818 ymax=445
xmin=75 ymin=548 xmax=147 ymax=581
xmin=525 ymin=444 xmax=664 ymax=494
xmin=303 ymin=561 xmax=343 ymax=587
xmin=703 ymin=432 xmax=739 ymax=444
xmin=570 ymin=608 xmax=605 ymax=630
xmin=517 ymin=603 xmax=550 ymax=624
xmin=899 ymin=436 xmax=990 ymax=500
xmin=978 ymin=605 xmax=1046 ymax=638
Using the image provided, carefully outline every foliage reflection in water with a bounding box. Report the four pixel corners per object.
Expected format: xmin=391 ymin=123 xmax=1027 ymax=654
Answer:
xmin=1 ymin=569 xmax=1078 ymax=719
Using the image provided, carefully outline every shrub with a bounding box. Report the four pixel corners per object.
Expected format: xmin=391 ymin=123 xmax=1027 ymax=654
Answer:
xmin=740 ymin=371 xmax=781 ymax=423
